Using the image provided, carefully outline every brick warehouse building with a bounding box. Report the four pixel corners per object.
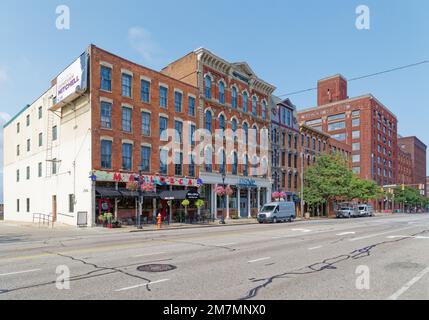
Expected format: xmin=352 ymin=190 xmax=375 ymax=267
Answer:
xmin=3 ymin=45 xmax=202 ymax=226
xmin=162 ymin=48 xmax=276 ymax=219
xmin=298 ymin=74 xmax=398 ymax=212
xmin=397 ymin=136 xmax=427 ymax=196
xmin=397 ymin=143 xmax=413 ymax=187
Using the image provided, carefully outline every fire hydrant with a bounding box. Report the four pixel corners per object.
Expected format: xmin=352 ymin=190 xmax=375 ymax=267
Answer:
xmin=156 ymin=213 xmax=162 ymax=229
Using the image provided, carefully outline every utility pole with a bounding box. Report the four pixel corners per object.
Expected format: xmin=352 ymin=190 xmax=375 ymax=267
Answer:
xmin=300 ymin=151 xmax=304 ymax=219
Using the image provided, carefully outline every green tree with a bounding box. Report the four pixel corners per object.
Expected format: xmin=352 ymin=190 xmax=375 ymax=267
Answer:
xmin=347 ymin=175 xmax=382 ymax=202
xmin=304 ymin=154 xmax=352 ymax=210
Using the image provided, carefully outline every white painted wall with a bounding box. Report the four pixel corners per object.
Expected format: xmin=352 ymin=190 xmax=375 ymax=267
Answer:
xmin=3 ymin=87 xmax=92 ymax=226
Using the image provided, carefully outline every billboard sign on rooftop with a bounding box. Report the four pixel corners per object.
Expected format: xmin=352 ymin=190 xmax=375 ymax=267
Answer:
xmin=56 ymin=52 xmax=88 ymax=105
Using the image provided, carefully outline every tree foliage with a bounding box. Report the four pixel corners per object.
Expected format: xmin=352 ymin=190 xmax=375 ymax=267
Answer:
xmin=304 ymin=153 xmax=382 ymax=209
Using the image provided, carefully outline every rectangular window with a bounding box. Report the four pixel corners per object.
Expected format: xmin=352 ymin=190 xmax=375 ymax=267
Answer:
xmin=122 ymin=107 xmax=132 ymax=132
xmin=352 ymin=167 xmax=361 ymax=174
xmin=38 ymin=106 xmax=43 ymax=119
xmin=160 ymin=149 xmax=168 ymax=175
xmin=328 ymin=113 xmax=345 ymax=121
xmin=17 ymin=122 xmax=20 ymax=133
xmin=16 ymin=169 xmax=19 ymax=182
xmin=140 ymin=146 xmax=151 ymax=172
xmin=26 ymin=166 xmax=30 ymax=180
xmin=352 ymin=130 xmax=360 ymax=139
xmin=174 ymin=121 xmax=183 ymax=143
xmin=38 ymin=162 xmax=42 ymax=177
xmin=352 ymin=118 xmax=360 ymax=127
xmin=17 ymin=199 xmax=20 ymax=212
xmin=331 ymin=133 xmax=347 ymax=141
xmin=121 ymin=73 xmax=132 ymax=97
xmin=352 ymin=142 xmax=360 ymax=151
xmin=174 ymin=152 xmax=183 ymax=176
xmin=328 ymin=121 xmax=345 ymax=131
xmin=159 ymin=117 xmax=168 ymax=140
xmin=69 ymin=194 xmax=75 ymax=213
xmin=351 ymin=110 xmax=360 ymax=117
xmin=16 ymin=145 xmax=20 ymax=156
xmin=26 ymin=198 xmax=30 ymax=213
xmin=141 ymin=79 xmax=150 ymax=103
xmin=160 ymin=86 xmax=168 ymax=108
xmin=26 ymin=114 xmax=30 ymax=126
xmin=52 ymin=159 xmax=57 ymax=174
xmin=190 ymin=124 xmax=196 ymax=146
xmin=188 ymin=155 xmax=195 ymax=177
xmin=174 ymin=91 xmax=183 ymax=112
xmin=100 ymin=66 xmax=112 ymax=91
xmin=27 ymin=139 xmax=31 ymax=152
xmin=306 ymin=119 xmax=322 ymax=126
xmin=188 ymin=96 xmax=195 ymax=116
xmin=52 ymin=126 xmax=58 ymax=141
xmin=38 ymin=132 xmax=43 ymax=147
xmin=352 ymin=155 xmax=361 ymax=163
xmin=100 ymin=101 xmax=112 ymax=129
xmin=101 ymin=140 xmax=112 ymax=169
xmin=122 ymin=143 xmax=133 ymax=171
xmin=141 ymin=112 xmax=151 ymax=136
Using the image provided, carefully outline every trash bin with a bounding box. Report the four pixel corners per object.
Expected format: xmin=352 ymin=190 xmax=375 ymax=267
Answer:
xmin=304 ymin=212 xmax=310 ymax=220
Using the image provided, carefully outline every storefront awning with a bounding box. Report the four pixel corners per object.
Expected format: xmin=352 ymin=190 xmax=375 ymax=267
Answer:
xmin=118 ymin=189 xmax=139 ymax=198
xmin=159 ymin=190 xmax=189 ymax=200
xmin=95 ymin=187 xmax=122 ymax=198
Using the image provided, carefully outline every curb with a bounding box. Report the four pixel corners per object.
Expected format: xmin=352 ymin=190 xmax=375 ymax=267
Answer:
xmin=128 ymin=221 xmax=259 ymax=233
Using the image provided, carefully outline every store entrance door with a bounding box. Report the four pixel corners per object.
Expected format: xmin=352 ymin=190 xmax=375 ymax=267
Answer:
xmin=240 ymin=192 xmax=248 ymax=218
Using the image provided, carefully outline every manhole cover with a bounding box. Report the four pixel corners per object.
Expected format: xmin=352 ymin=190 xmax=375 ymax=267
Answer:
xmin=137 ymin=264 xmax=177 ymax=273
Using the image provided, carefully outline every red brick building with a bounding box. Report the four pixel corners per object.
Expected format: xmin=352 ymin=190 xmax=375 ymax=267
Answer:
xmin=298 ymin=75 xmax=398 ymax=211
xmin=397 ymin=136 xmax=427 ymax=196
xmin=397 ymin=144 xmax=413 ymax=186
xmin=89 ymin=45 xmax=201 ymax=223
xmin=162 ymin=48 xmax=276 ymax=219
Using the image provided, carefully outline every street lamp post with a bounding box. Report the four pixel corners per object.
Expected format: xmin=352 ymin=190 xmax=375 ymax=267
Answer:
xmin=136 ymin=166 xmax=144 ymax=229
xmin=220 ymin=170 xmax=226 ymax=224
xmin=300 ymin=151 xmax=305 ymax=219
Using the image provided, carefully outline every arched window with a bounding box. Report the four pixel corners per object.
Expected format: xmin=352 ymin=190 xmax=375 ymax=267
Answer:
xmin=251 ymin=125 xmax=258 ymax=145
xmin=205 ymin=75 xmax=212 ymax=99
xmin=219 ymin=114 xmax=225 ymax=131
xmin=231 ymin=118 xmax=237 ymax=132
xmin=232 ymin=87 xmax=238 ymax=108
xmin=251 ymin=155 xmax=258 ymax=177
xmin=262 ymin=101 xmax=267 ymax=120
xmin=219 ymin=81 xmax=225 ymax=104
xmin=243 ymin=122 xmax=249 ymax=145
xmin=205 ymin=146 xmax=212 ymax=172
xmin=232 ymin=152 xmax=238 ymax=175
xmin=243 ymin=155 xmax=249 ymax=176
xmin=252 ymin=96 xmax=257 ymax=116
xmin=219 ymin=149 xmax=226 ymax=174
xmin=242 ymin=92 xmax=248 ymax=112
xmin=261 ymin=158 xmax=268 ymax=177
xmin=205 ymin=110 xmax=212 ymax=133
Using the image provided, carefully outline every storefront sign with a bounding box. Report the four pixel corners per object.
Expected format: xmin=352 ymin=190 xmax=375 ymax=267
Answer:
xmin=56 ymin=52 xmax=88 ymax=104
xmin=92 ymin=170 xmax=202 ymax=187
xmin=186 ymin=191 xmax=200 ymax=200
xmin=239 ymin=179 xmax=257 ymax=187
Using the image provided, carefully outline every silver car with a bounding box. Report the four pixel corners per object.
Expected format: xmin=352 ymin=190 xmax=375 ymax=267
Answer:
xmin=336 ymin=206 xmax=360 ymax=218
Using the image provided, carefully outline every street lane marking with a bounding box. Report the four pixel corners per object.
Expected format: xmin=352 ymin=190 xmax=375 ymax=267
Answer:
xmin=248 ymin=257 xmax=271 ymax=263
xmin=387 ymin=235 xmax=429 ymax=239
xmin=133 ymin=252 xmax=167 ymax=258
xmin=336 ymin=232 xmax=356 ymax=236
xmin=0 ymin=269 xmax=41 ymax=277
xmin=219 ymin=243 xmax=237 ymax=246
xmin=308 ymin=246 xmax=322 ymax=250
xmin=292 ymin=228 xmax=311 ymax=233
xmin=349 ymin=226 xmax=417 ymax=241
xmin=115 ymin=279 xmax=170 ymax=292
xmin=388 ymin=265 xmax=429 ymax=300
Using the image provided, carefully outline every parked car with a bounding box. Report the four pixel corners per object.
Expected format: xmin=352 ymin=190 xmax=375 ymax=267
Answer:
xmin=257 ymin=202 xmax=296 ymax=223
xmin=336 ymin=206 xmax=360 ymax=218
xmin=357 ymin=204 xmax=374 ymax=217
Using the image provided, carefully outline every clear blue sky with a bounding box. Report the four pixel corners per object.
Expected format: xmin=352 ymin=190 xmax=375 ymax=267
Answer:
xmin=1 ymin=0 xmax=428 ymax=201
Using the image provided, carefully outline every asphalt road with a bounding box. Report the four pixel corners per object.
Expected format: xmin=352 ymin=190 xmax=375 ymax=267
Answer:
xmin=0 ymin=214 xmax=428 ymax=300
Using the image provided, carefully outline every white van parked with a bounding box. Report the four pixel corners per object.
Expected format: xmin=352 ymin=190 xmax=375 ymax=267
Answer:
xmin=257 ymin=202 xmax=296 ymax=223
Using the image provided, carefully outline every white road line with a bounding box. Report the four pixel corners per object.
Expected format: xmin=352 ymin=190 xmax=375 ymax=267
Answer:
xmin=388 ymin=265 xmax=429 ymax=300
xmin=292 ymin=228 xmax=312 ymax=233
xmin=0 ymin=269 xmax=41 ymax=276
xmin=248 ymin=257 xmax=271 ymax=263
xmin=387 ymin=235 xmax=429 ymax=239
xmin=219 ymin=243 xmax=237 ymax=246
xmin=133 ymin=252 xmax=166 ymax=258
xmin=308 ymin=246 xmax=322 ymax=250
xmin=336 ymin=232 xmax=356 ymax=236
xmin=115 ymin=279 xmax=170 ymax=292
xmin=349 ymin=226 xmax=417 ymax=242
